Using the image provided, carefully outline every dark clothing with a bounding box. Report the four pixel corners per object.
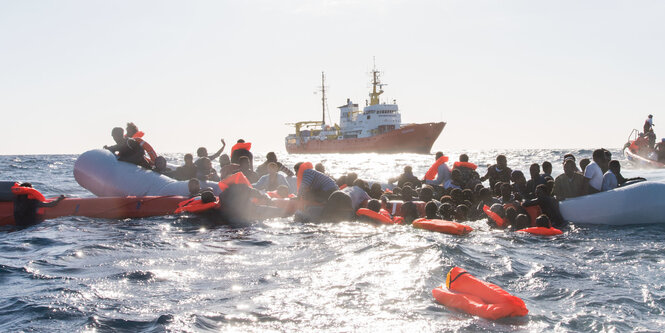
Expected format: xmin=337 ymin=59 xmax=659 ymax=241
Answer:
xmin=482 ymin=165 xmax=512 ymax=190
xmin=525 ymin=175 xmax=547 ymax=198
xmin=241 ymin=169 xmax=259 ymax=183
xmin=221 ymin=164 xmax=241 ymax=179
xmin=391 ymin=172 xmax=421 ymax=188
xmin=523 ymin=196 xmax=565 ymax=228
xmin=457 ymin=166 xmax=481 ymax=190
xmin=13 ymin=195 xmax=60 ymax=227
xmin=231 ymin=149 xmax=254 ymax=169
xmin=117 ymin=138 xmax=149 ymax=168
xmin=172 ymin=164 xmax=197 ymax=181
xmin=255 ymin=161 xmax=294 ymax=178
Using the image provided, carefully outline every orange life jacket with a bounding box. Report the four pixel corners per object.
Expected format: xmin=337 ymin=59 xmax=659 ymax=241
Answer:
xmin=432 ymin=267 xmax=528 ymax=320
xmin=296 ymin=162 xmax=314 ymax=192
xmin=231 ymin=142 xmax=252 ymax=155
xmin=356 ymin=208 xmax=394 ymax=224
xmin=413 ymin=218 xmax=473 ymax=235
xmin=517 ymin=227 xmax=563 ymax=236
xmin=218 ymin=172 xmax=252 ymax=192
xmin=453 ymin=161 xmax=477 ymax=170
xmin=175 ymin=197 xmax=220 ymax=214
xmin=425 ymin=155 xmax=449 ymax=181
xmin=266 ymin=191 xmax=295 ymax=199
xmin=11 ymin=183 xmax=46 ymax=202
xmin=523 ymin=205 xmax=542 ymax=227
xmin=483 ymin=204 xmax=506 ymax=228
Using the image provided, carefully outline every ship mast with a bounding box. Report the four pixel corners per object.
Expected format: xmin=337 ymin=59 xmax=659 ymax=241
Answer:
xmin=369 ymin=62 xmax=384 ymax=106
xmin=321 ymin=71 xmax=326 ymax=125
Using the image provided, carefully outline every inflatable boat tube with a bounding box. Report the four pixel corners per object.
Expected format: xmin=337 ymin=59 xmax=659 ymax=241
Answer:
xmin=74 ymin=149 xmax=221 ymax=197
xmin=0 ymin=196 xmax=186 ymax=226
xmin=559 ymin=181 xmax=665 ymax=225
xmin=432 ymin=267 xmax=528 ymax=320
xmin=624 ymin=148 xmax=665 ymax=168
xmin=413 ymin=218 xmax=472 ymax=235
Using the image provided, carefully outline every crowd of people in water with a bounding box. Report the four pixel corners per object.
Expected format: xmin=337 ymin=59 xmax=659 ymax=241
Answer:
xmin=93 ymin=122 xmax=646 ymax=230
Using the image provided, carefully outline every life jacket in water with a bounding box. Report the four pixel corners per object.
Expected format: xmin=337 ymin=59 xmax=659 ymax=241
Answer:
xmin=266 ymin=190 xmax=295 ymax=199
xmin=452 ymin=161 xmax=477 ymax=170
xmin=296 ymin=162 xmax=314 ymax=193
xmin=413 ymin=218 xmax=473 ymax=235
xmin=483 ymin=204 xmax=506 ymax=228
xmin=356 ymin=208 xmax=402 ymax=224
xmin=218 ymin=172 xmax=252 ymax=192
xmin=11 ymin=183 xmax=46 ymax=202
xmin=432 ymin=266 xmax=529 ymax=320
xmin=175 ymin=197 xmax=221 ymax=214
xmin=131 ymin=132 xmax=157 ymax=166
xmin=231 ymin=142 xmax=252 ymax=155
xmin=425 ymin=155 xmax=449 ymax=181
xmin=523 ymin=205 xmax=542 ymax=227
xmin=517 ymin=227 xmax=563 ymax=236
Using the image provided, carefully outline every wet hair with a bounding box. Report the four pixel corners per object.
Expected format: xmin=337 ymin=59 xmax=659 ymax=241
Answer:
xmin=367 ymin=199 xmax=381 ymax=213
xmin=370 ymin=183 xmax=383 ymax=199
xmin=505 ymin=206 xmax=517 ymax=226
xmin=200 ymin=190 xmax=215 ymax=204
xmin=478 ymin=188 xmax=491 ymax=201
xmin=455 ymin=204 xmax=469 ymax=221
xmin=400 ymin=201 xmax=419 ymax=224
xmin=294 ymin=162 xmax=303 ymax=173
xmin=459 ymin=154 xmax=469 ymax=162
xmin=196 ymin=147 xmax=207 ymax=157
xmin=111 ymin=127 xmax=124 ymax=137
xmin=266 ymin=152 xmax=277 ymax=162
xmin=425 ymin=201 xmax=438 ymax=219
xmin=579 ymin=158 xmax=590 ymax=172
xmin=439 ymin=195 xmax=453 ymax=204
xmin=435 ymin=151 xmax=444 ymax=159
xmin=461 ymin=189 xmax=473 ymax=203
xmin=515 ymin=214 xmax=530 ymax=229
xmin=450 ymin=188 xmax=463 ymax=203
xmin=315 ymin=163 xmax=325 ymax=173
xmin=438 ymin=202 xmax=454 ymax=220
xmin=490 ymin=203 xmax=505 ymax=218
xmin=419 ymin=186 xmax=434 ymax=202
xmin=535 ymin=214 xmax=551 ymax=228
xmin=542 ymin=161 xmax=552 ymax=174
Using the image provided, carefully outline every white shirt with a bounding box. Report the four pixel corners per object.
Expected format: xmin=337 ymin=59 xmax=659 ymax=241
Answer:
xmin=584 ymin=161 xmax=603 ymax=191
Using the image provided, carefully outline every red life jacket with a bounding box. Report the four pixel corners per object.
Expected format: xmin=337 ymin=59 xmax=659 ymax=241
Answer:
xmin=356 ymin=208 xmax=393 ymax=224
xmin=413 ymin=218 xmax=473 ymax=235
xmin=296 ymin=162 xmax=314 ymax=192
xmin=425 ymin=155 xmax=449 ymax=181
xmin=11 ymin=183 xmax=46 ymax=202
xmin=175 ymin=197 xmax=220 ymax=214
xmin=483 ymin=204 xmax=506 ymax=228
xmin=218 ymin=172 xmax=252 ymax=192
xmin=130 ymin=132 xmax=157 ymax=166
xmin=231 ymin=142 xmax=252 ymax=155
xmin=517 ymin=227 xmax=563 ymax=236
xmin=453 ymin=161 xmax=477 ymax=170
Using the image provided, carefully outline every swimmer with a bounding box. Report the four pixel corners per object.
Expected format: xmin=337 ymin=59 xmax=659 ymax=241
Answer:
xmin=513 ymin=214 xmax=530 ymax=230
xmin=400 ymin=201 xmax=419 ymax=224
xmin=425 ymin=201 xmax=439 ymax=219
xmin=454 ymin=204 xmax=469 ymax=222
xmin=320 ymin=191 xmax=355 ymax=222
xmin=523 ymin=184 xmax=565 ymax=228
xmin=535 ymin=214 xmax=552 ymax=228
xmin=438 ymin=202 xmax=454 ymax=220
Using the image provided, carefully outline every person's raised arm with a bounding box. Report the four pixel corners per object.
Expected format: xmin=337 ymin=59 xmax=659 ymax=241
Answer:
xmin=209 ymin=139 xmax=226 ymax=160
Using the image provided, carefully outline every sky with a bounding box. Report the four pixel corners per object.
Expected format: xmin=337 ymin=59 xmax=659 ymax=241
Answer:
xmin=1 ymin=0 xmax=664 ymax=155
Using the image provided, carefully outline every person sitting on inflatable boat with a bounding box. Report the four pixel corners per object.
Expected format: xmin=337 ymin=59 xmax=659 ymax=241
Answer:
xmin=480 ymin=155 xmax=512 ymax=191
xmin=126 ymin=122 xmax=158 ymax=168
xmin=104 ymin=127 xmax=150 ymax=168
xmin=584 ymin=149 xmax=610 ymax=194
xmin=601 ymin=160 xmax=645 ymax=191
xmin=553 ymin=159 xmax=587 ymax=201
xmin=11 ymin=182 xmax=65 ymax=227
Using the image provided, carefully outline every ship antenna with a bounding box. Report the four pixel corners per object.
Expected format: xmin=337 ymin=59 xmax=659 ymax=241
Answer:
xmin=321 ymin=71 xmax=326 ymax=125
xmin=369 ymin=58 xmax=383 ymax=106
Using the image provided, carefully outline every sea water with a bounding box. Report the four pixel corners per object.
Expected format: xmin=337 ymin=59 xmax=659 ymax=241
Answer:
xmin=1 ymin=149 xmax=664 ymax=332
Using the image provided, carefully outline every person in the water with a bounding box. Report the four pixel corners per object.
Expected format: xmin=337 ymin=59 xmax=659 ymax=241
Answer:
xmin=523 ymin=184 xmax=565 ymax=228
xmin=389 ymin=166 xmax=421 ymax=188
xmin=253 ymin=162 xmax=289 ymax=191
xmin=238 ymin=156 xmax=258 ymax=183
xmin=153 ymin=156 xmax=173 ymax=176
xmin=173 ymin=154 xmax=197 ymax=181
xmin=230 ymin=139 xmax=253 ymax=169
xmin=188 ymin=179 xmax=201 ymax=197
xmin=255 ymin=152 xmax=294 ymax=178
xmin=12 ymin=183 xmax=65 ymax=227
xmin=526 ymin=163 xmax=547 ymax=196
xmin=196 ymin=138 xmax=226 ymax=163
xmin=453 ymin=154 xmax=481 ymax=189
xmin=480 ymin=155 xmax=512 ymax=191
xmin=219 ymin=154 xmax=241 ymax=179
xmin=196 ymin=157 xmax=220 ymax=182
xmin=294 ymin=162 xmax=339 ymax=203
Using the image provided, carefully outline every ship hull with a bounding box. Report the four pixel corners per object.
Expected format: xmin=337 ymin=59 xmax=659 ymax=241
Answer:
xmin=286 ymin=122 xmax=445 ymax=154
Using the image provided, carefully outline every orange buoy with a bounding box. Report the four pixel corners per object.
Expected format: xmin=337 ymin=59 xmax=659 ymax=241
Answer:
xmin=413 ymin=218 xmax=472 ymax=235
xmin=517 ymin=227 xmax=563 ymax=236
xmin=432 ymin=267 xmax=528 ymax=320
xmin=218 ymin=172 xmax=252 ymax=192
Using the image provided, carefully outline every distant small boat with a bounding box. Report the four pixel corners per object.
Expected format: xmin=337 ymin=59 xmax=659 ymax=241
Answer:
xmin=623 ymin=129 xmax=665 ymax=168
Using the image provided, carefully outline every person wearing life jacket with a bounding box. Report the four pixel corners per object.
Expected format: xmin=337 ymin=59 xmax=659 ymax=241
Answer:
xmin=480 ymin=155 xmax=512 ymax=191
xmin=196 ymin=138 xmax=226 ymax=164
xmin=356 ymin=199 xmax=394 ymax=224
xmin=523 ymin=184 xmax=565 ymax=228
xmin=452 ymin=154 xmax=481 ymax=190
xmin=424 ymin=152 xmax=451 ymax=188
xmin=294 ymin=162 xmax=339 ymax=204
xmin=12 ymin=183 xmax=65 ymax=227
xmin=517 ymin=214 xmax=563 ymax=235
xmin=175 ymin=190 xmax=220 ymax=214
xmin=254 ymin=162 xmax=290 ymax=192
xmin=255 ymin=152 xmax=294 ymax=178
xmin=230 ymin=139 xmax=253 ymax=169
xmin=388 ymin=166 xmax=421 ymax=188
xmin=126 ymin=122 xmax=158 ymax=167
xmin=118 ymin=137 xmax=150 ymax=169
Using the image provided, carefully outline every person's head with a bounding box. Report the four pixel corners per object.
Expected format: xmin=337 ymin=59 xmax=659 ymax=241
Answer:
xmin=462 ymin=189 xmax=473 ymax=203
xmin=608 ymin=160 xmax=621 ymax=174
xmin=490 ymin=203 xmax=505 ymax=218
xmin=592 ymin=149 xmax=605 ymax=164
xmin=188 ymin=179 xmax=200 ymax=196
xmin=511 ymin=170 xmax=526 ymax=184
xmin=294 ymin=162 xmax=303 ymax=173
xmin=474 ymin=183 xmax=484 ymax=195
xmin=392 ymin=186 xmax=402 ymax=195
xmin=336 ymin=175 xmax=347 ymax=187
xmin=198 ymin=157 xmax=212 ymax=171
xmin=266 ymin=152 xmax=277 ymax=162
xmin=493 ymin=182 xmax=503 ymax=196
xmin=196 ymin=147 xmax=207 ymax=158
xmin=111 ymin=127 xmax=124 ymax=143
xmin=450 ymin=188 xmax=463 ymax=203
xmin=276 ymin=185 xmax=290 ymax=198
xmin=155 ymin=156 xmax=167 ymax=171
xmin=419 ymin=186 xmax=434 ymax=202
xmin=239 ymin=156 xmax=251 ymax=170
xmin=435 ymin=151 xmax=444 ymax=160
xmin=352 ymin=179 xmax=368 ymax=193
xmin=184 ymin=153 xmax=194 ymax=165
xmin=500 ymin=183 xmax=512 ymax=198
xmin=535 ymin=214 xmax=551 ymax=228
xmin=496 ymin=155 xmax=507 ymax=169
xmin=529 ymin=163 xmax=540 ymax=179
xmin=367 ymin=199 xmax=381 ymax=213
xmin=542 ymin=161 xmax=552 ymax=175
xmin=545 ymin=179 xmax=555 ymax=195
xmin=579 ymin=158 xmax=590 ymax=173
xmin=563 ymin=153 xmax=576 ymax=162
xmin=459 ymin=154 xmax=469 ymax=162
xmin=126 ymin=122 xmax=138 ymax=137
xmin=649 ymin=114 xmax=653 ymax=119
xmin=535 ymin=184 xmax=548 ymax=198
xmin=563 ymin=159 xmax=577 ymax=177
xmin=425 ymin=201 xmax=438 ymax=219
xmin=267 ymin=162 xmax=279 ymax=175
xmin=403 ymin=166 xmax=413 ymax=174
xmin=219 ymin=154 xmax=231 ymax=167
xmin=237 ymin=139 xmax=245 ymax=143
xmin=438 ymin=202 xmax=454 ymax=220
xmin=454 ymin=204 xmax=468 ymax=221
xmin=200 ymin=190 xmax=215 ymax=204
xmin=401 ymin=186 xmax=414 ymax=202
xmin=322 ymin=191 xmax=354 ymax=222
xmin=478 ymin=188 xmax=491 ymax=202
xmin=370 ymin=183 xmax=383 ymax=199
xmin=400 ymin=201 xmax=419 ymax=224
xmin=315 ymin=162 xmax=325 ymax=173
xmin=346 ymin=173 xmax=358 ymax=186
xmin=19 ymin=182 xmax=32 ymax=188
xmin=439 ymin=195 xmax=453 ymax=204
xmin=451 ymin=169 xmax=463 ymax=184
xmin=505 ymin=206 xmax=517 ymax=226
xmin=515 ymin=214 xmax=530 ymax=229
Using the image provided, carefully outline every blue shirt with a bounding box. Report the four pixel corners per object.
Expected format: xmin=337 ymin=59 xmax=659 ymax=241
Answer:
xmin=298 ymin=169 xmax=338 ymax=196
xmin=253 ymin=173 xmax=290 ymax=191
xmin=601 ymin=171 xmax=618 ymax=191
xmin=425 ymin=163 xmax=451 ymax=186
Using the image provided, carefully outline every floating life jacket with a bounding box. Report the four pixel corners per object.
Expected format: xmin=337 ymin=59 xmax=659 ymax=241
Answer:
xmin=432 ymin=267 xmax=529 ymax=320
xmin=517 ymin=227 xmax=563 ymax=236
xmin=231 ymin=142 xmax=252 ymax=155
xmin=413 ymin=218 xmax=473 ymax=235
xmin=356 ymin=208 xmax=402 ymax=224
xmin=11 ymin=183 xmax=46 ymax=202
xmin=175 ymin=197 xmax=220 ymax=214
xmin=425 ymin=155 xmax=449 ymax=181
xmin=453 ymin=161 xmax=477 ymax=170
xmin=218 ymin=172 xmax=252 ymax=192
xmin=266 ymin=190 xmax=295 ymax=199
xmin=296 ymin=162 xmax=313 ymax=192
xmin=483 ymin=204 xmax=506 ymax=228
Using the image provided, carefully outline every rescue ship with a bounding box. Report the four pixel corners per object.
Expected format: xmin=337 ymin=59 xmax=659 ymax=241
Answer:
xmin=285 ymin=67 xmax=445 ymax=154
